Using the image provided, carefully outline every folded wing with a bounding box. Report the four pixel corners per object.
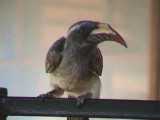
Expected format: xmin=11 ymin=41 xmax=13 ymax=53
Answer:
xmin=45 ymin=37 xmax=66 ymax=73
xmin=89 ymin=47 xmax=103 ymax=76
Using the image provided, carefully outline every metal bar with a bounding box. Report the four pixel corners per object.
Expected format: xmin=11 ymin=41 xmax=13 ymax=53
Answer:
xmin=0 ymin=97 xmax=160 ymax=119
xmin=0 ymin=88 xmax=8 ymax=120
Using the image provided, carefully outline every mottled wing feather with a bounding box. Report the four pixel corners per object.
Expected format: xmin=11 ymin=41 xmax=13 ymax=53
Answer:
xmin=45 ymin=37 xmax=66 ymax=73
xmin=89 ymin=47 xmax=103 ymax=76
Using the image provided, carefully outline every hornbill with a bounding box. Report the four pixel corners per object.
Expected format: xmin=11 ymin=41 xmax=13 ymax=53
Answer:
xmin=38 ymin=20 xmax=127 ymax=120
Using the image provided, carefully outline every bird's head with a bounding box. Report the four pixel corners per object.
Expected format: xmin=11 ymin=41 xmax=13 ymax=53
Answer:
xmin=67 ymin=20 xmax=127 ymax=48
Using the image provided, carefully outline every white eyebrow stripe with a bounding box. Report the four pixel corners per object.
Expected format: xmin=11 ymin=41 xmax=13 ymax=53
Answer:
xmin=68 ymin=24 xmax=80 ymax=33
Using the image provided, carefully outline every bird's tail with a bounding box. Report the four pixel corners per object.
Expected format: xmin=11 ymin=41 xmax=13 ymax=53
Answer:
xmin=67 ymin=117 xmax=89 ymax=120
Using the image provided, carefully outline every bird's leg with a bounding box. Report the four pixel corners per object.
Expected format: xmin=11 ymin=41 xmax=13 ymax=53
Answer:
xmin=37 ymin=89 xmax=56 ymax=99
xmin=77 ymin=92 xmax=92 ymax=108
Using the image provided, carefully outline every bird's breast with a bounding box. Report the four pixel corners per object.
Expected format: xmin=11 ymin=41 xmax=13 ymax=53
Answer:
xmin=60 ymin=55 xmax=89 ymax=79
xmin=50 ymin=70 xmax=101 ymax=99
xmin=50 ymin=56 xmax=90 ymax=92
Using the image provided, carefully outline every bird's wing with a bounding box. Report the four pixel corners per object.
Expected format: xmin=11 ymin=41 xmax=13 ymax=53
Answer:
xmin=45 ymin=37 xmax=66 ymax=73
xmin=88 ymin=47 xmax=103 ymax=76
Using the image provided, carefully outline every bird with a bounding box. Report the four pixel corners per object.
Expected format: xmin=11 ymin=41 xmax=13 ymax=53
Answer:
xmin=38 ymin=20 xmax=127 ymax=120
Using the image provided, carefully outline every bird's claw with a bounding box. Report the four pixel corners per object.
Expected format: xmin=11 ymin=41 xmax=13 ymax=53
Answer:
xmin=37 ymin=89 xmax=56 ymax=100
xmin=76 ymin=92 xmax=92 ymax=108
xmin=77 ymin=96 xmax=86 ymax=108
xmin=37 ymin=93 xmax=54 ymax=99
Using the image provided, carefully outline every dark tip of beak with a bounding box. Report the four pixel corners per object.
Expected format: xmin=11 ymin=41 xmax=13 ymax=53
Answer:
xmin=108 ymin=25 xmax=128 ymax=48
xmin=111 ymin=32 xmax=128 ymax=48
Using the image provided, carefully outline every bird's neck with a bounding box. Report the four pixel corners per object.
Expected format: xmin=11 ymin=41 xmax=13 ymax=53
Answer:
xmin=64 ymin=37 xmax=95 ymax=56
xmin=64 ymin=44 xmax=93 ymax=60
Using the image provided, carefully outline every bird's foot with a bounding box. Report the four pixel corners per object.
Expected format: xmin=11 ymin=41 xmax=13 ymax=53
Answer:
xmin=37 ymin=93 xmax=54 ymax=99
xmin=37 ymin=89 xmax=56 ymax=99
xmin=76 ymin=92 xmax=92 ymax=108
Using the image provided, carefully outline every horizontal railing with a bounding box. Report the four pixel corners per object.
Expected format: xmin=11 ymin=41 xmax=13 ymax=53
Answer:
xmin=0 ymin=88 xmax=160 ymax=120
